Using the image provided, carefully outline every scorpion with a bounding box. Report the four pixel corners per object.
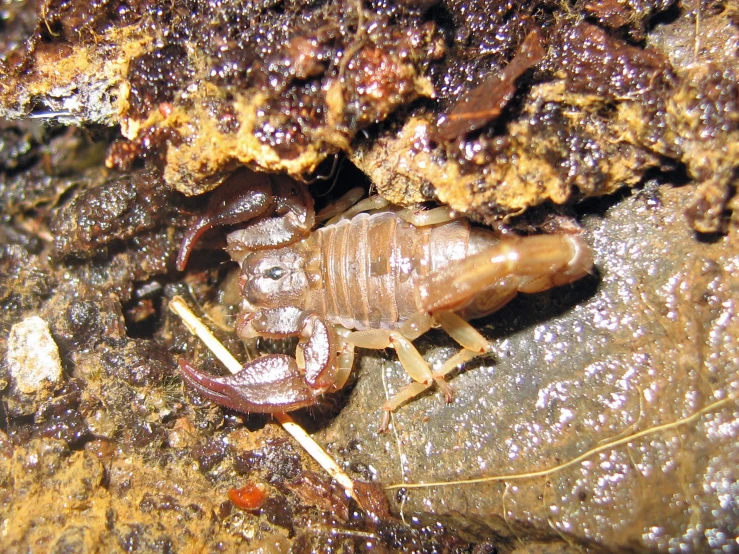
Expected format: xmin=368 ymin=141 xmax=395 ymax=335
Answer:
xmin=176 ymin=168 xmax=594 ymax=429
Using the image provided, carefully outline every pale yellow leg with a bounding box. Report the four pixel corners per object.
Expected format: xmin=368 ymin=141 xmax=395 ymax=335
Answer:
xmin=321 ymin=190 xmax=459 ymax=229
xmin=434 ymin=347 xmax=480 ymax=379
xmin=394 ymin=205 xmax=459 ymax=227
xmin=379 ymin=381 xmax=430 ymax=431
xmin=378 ymin=312 xmax=491 ymax=428
xmin=316 ymin=187 xmax=366 ymax=223
xmin=348 ymin=328 xmax=454 ymax=404
xmin=348 ymin=329 xmax=435 ymax=385
xmin=377 ymin=347 xmax=481 ymax=431
xmin=326 ymin=195 xmax=390 ymax=225
xmin=332 ymin=327 xmax=355 ymax=391
xmin=433 ymin=311 xmax=491 ymax=353
xmin=397 ymin=312 xmax=433 ymax=341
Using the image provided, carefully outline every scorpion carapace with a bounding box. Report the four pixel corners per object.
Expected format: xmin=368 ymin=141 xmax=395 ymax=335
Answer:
xmin=177 ymin=170 xmax=594 ymax=429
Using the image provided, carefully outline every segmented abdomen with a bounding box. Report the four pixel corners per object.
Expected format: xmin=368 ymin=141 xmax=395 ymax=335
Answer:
xmin=307 ymin=212 xmax=486 ymax=330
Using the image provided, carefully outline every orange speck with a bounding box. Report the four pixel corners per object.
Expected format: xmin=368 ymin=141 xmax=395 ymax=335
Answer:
xmin=159 ymin=102 xmax=174 ymax=117
xmin=228 ymin=482 xmax=268 ymax=510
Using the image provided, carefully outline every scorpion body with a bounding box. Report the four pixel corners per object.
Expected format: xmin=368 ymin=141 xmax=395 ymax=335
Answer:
xmin=240 ymin=210 xmax=590 ymax=332
xmin=244 ymin=211 xmax=499 ymax=330
xmin=177 ymin=170 xmax=593 ymax=427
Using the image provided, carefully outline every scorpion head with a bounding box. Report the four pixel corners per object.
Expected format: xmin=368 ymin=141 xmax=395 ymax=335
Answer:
xmin=239 ymin=247 xmax=309 ymax=310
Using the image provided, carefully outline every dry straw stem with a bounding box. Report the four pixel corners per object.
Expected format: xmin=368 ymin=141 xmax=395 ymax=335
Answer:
xmin=169 ymin=296 xmax=357 ymax=500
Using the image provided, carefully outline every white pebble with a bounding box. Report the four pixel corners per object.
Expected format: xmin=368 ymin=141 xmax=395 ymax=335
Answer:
xmin=7 ymin=316 xmax=64 ymax=394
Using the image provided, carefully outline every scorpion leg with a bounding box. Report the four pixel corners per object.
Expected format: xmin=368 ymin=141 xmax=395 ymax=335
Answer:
xmin=433 ymin=310 xmax=491 ymax=354
xmin=394 ymin=205 xmax=459 ymax=227
xmin=315 ymin=187 xmax=366 ymax=223
xmin=333 ymin=327 xmax=356 ymax=390
xmin=324 ymin=194 xmax=390 ymax=225
xmin=325 ymin=194 xmax=459 ymax=227
xmin=378 ymin=348 xmax=481 ymax=431
xmin=348 ymin=328 xmax=455 ymax=425
xmin=177 ymin=169 xmax=274 ymax=271
xmin=369 ymin=312 xmax=491 ymax=431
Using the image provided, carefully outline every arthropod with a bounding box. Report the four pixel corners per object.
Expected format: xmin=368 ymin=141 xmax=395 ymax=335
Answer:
xmin=177 ymin=168 xmax=593 ymax=428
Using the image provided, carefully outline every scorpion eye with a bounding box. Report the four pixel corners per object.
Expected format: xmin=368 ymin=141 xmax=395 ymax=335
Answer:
xmin=264 ymin=266 xmax=285 ymax=280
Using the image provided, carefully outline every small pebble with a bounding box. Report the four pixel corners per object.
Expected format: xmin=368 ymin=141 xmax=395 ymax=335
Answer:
xmin=7 ymin=316 xmax=64 ymax=394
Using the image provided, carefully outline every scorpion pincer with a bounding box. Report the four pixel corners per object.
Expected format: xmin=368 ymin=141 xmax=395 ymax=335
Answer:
xmin=176 ymin=168 xmax=594 ymax=429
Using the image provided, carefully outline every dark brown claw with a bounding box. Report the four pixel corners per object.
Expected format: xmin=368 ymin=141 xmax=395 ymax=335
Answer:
xmin=178 ymin=356 xmax=328 ymax=414
xmin=226 ymin=175 xmax=315 ymax=260
xmin=176 ymin=169 xmax=274 ymax=271
xmin=177 ymin=169 xmax=316 ymax=271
